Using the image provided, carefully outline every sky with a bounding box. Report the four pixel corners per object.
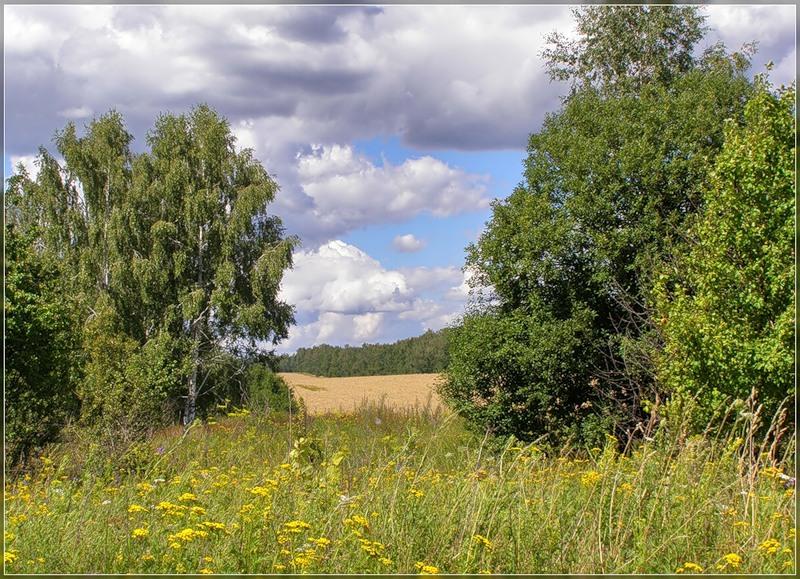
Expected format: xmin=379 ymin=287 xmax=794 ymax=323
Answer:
xmin=3 ymin=3 xmax=796 ymax=353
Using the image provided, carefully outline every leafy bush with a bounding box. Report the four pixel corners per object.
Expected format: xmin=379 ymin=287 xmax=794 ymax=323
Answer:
xmin=4 ymin=225 xmax=82 ymax=464
xmin=654 ymin=75 xmax=796 ymax=430
xmin=243 ymin=363 xmax=297 ymax=414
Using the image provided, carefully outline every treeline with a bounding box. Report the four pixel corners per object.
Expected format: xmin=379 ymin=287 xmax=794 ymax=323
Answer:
xmin=441 ymin=6 xmax=795 ymax=447
xmin=5 ymin=106 xmax=296 ymax=465
xmin=279 ymin=329 xmax=450 ymax=377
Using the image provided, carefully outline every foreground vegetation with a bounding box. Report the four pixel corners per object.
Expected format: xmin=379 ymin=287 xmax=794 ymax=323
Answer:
xmin=4 ymin=405 xmax=795 ymax=574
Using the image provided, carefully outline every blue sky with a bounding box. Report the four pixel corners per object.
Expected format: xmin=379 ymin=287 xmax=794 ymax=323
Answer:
xmin=4 ymin=4 xmax=796 ymax=352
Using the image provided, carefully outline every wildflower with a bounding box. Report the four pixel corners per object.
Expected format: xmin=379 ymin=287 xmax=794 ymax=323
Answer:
xmin=249 ymin=486 xmax=272 ymax=498
xmin=191 ymin=506 xmax=208 ymax=516
xmin=581 ymin=470 xmax=602 ymax=486
xmin=178 ymin=492 xmax=198 ymax=502
xmin=757 ymin=538 xmax=781 ymax=555
xmin=344 ymin=514 xmax=369 ymax=529
xmin=168 ymin=527 xmax=209 ymax=543
xmin=683 ymin=562 xmax=703 ymax=573
xmin=128 ymin=504 xmax=149 ymax=514
xmin=379 ymin=557 xmax=392 ymax=566
xmin=733 ymin=520 xmax=749 ymax=528
xmin=415 ymin=562 xmax=439 ymax=574
xmin=5 ymin=551 xmax=18 ymax=564
xmin=132 ymin=527 xmax=149 ymax=539
xmin=619 ymin=482 xmax=634 ymax=493
xmin=473 ymin=534 xmax=493 ymax=548
xmin=141 ymin=553 xmax=155 ymax=562
xmin=312 ymin=537 xmax=331 ymax=547
xmin=200 ymin=521 xmax=226 ymax=532
xmin=203 ymin=556 xmax=214 ymax=563
xmin=169 ymin=542 xmax=182 ymax=550
xmin=283 ymin=520 xmax=311 ymax=534
xmin=5 ymin=532 xmax=16 ymax=542
xmin=408 ymin=487 xmax=424 ymax=498
xmin=136 ymin=482 xmax=154 ymax=495
xmin=199 ymin=569 xmax=214 ymax=574
xmin=101 ymin=499 xmax=112 ymax=506
xmin=273 ymin=563 xmax=286 ymax=571
xmin=716 ymin=553 xmax=742 ymax=570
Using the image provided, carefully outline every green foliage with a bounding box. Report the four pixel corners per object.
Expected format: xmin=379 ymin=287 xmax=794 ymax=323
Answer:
xmin=242 ymin=363 xmax=297 ymax=414
xmin=654 ymin=76 xmax=796 ymax=428
xmin=78 ymin=297 xmax=187 ymax=446
xmin=4 ymin=225 xmax=81 ymax=463
xmin=279 ymin=329 xmax=450 ymax=377
xmin=543 ymin=5 xmax=707 ymax=93
xmin=5 ymin=105 xmax=297 ymax=456
xmin=442 ymin=5 xmax=755 ymax=443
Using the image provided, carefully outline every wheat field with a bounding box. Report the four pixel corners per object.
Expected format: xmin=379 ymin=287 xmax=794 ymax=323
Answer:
xmin=278 ymin=373 xmax=443 ymax=414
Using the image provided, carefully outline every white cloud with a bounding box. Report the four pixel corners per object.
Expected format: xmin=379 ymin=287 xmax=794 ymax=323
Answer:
xmin=277 ymin=241 xmax=470 ymax=351
xmin=294 ymin=144 xmax=489 ymax=240
xmin=58 ymin=106 xmax=93 ymax=119
xmin=393 ymin=233 xmax=426 ymax=253
xmin=280 ymin=240 xmax=412 ymax=315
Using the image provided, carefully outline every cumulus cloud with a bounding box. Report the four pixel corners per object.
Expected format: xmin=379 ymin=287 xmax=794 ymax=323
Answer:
xmin=393 ymin=233 xmax=426 ymax=253
xmin=292 ymin=144 xmax=489 ymax=242
xmin=277 ymin=241 xmax=469 ymax=351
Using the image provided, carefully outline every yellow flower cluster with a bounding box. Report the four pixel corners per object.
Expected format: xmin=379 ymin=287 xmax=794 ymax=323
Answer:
xmin=416 ymin=561 xmax=440 ymax=574
xmin=473 ymin=534 xmax=492 ymax=549
xmin=168 ymin=527 xmax=209 ymax=543
xmin=757 ymin=538 xmax=780 ymax=555
xmin=676 ymin=562 xmax=703 ymax=573
xmin=132 ymin=528 xmax=149 ymax=539
xmin=716 ymin=553 xmax=742 ymax=571
xmin=581 ymin=470 xmax=602 ymax=487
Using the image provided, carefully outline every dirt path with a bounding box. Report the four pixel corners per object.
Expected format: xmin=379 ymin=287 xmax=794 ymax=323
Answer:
xmin=278 ymin=372 xmax=443 ymax=414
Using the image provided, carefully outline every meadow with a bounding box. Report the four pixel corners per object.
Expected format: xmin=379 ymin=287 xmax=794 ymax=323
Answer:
xmin=4 ymin=395 xmax=796 ymax=574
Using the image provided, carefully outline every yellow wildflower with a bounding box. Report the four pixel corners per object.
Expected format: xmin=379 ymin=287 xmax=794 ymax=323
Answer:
xmin=581 ymin=470 xmax=602 ymax=486
xmin=283 ymin=520 xmax=311 ymax=534
xmin=203 ymin=556 xmax=214 ymax=563
xmin=408 ymin=487 xmax=424 ymax=498
xmin=683 ymin=562 xmax=703 ymax=573
xmin=380 ymin=557 xmax=392 ymax=566
xmin=415 ymin=562 xmax=439 ymax=575
xmin=132 ymin=527 xmax=149 ymax=539
xmin=716 ymin=553 xmax=742 ymax=570
xmin=200 ymin=521 xmax=226 ymax=532
xmin=199 ymin=569 xmax=214 ymax=574
xmin=273 ymin=563 xmax=286 ymax=571
xmin=757 ymin=538 xmax=781 ymax=555
xmin=141 ymin=553 xmax=155 ymax=562
xmin=5 ymin=551 xmax=19 ymax=564
xmin=136 ymin=482 xmax=154 ymax=495
xmin=191 ymin=506 xmax=208 ymax=516
xmin=5 ymin=531 xmax=16 ymax=542
xmin=473 ymin=534 xmax=493 ymax=548
xmin=178 ymin=492 xmax=198 ymax=502
xmin=128 ymin=504 xmax=149 ymax=514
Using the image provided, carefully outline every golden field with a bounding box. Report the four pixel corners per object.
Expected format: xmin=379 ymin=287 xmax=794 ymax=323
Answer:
xmin=279 ymin=372 xmax=443 ymax=414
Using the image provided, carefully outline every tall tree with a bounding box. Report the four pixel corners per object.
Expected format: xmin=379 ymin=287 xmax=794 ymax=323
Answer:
xmin=6 ymin=105 xmax=297 ymax=438
xmin=441 ymin=6 xmax=754 ymax=443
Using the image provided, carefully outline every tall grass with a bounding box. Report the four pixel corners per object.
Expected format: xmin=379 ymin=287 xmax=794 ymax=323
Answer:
xmin=4 ymin=401 xmax=795 ymax=574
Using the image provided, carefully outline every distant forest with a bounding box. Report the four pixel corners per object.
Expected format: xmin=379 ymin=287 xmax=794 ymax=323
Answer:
xmin=278 ymin=329 xmax=450 ymax=377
